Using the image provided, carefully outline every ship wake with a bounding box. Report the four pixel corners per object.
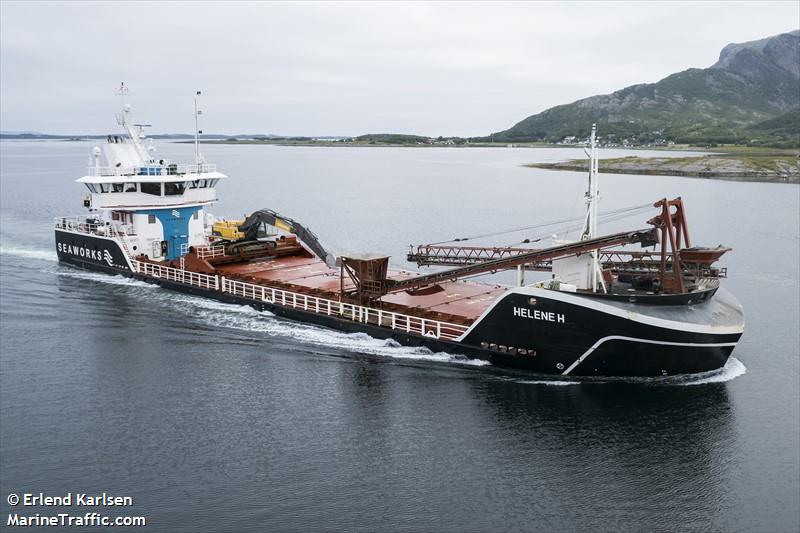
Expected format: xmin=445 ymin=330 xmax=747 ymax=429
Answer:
xmin=182 ymin=297 xmax=492 ymax=367
xmin=670 ymin=356 xmax=747 ymax=385
xmin=45 ymin=262 xmax=492 ymax=368
xmin=513 ymin=356 xmax=747 ymax=386
xmin=0 ymin=245 xmax=58 ymax=262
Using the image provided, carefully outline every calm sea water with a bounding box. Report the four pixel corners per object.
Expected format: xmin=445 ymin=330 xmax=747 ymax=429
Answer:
xmin=1 ymin=140 xmax=798 ymax=532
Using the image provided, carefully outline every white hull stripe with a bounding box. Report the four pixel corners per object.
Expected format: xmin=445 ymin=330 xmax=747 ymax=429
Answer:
xmin=561 ymin=335 xmax=739 ymax=375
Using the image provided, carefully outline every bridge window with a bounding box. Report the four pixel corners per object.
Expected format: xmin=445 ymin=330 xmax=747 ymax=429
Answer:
xmin=112 ymin=183 xmax=125 ymax=193
xmin=164 ymin=182 xmax=186 ymax=196
xmin=140 ymin=182 xmax=161 ymax=196
xmin=148 ymin=214 xmax=156 ymax=224
xmin=98 ymin=183 xmax=111 ymax=193
xmin=85 ymin=184 xmax=98 ymax=193
xmin=189 ymin=178 xmax=217 ymax=188
xmin=124 ymin=183 xmax=137 ymax=192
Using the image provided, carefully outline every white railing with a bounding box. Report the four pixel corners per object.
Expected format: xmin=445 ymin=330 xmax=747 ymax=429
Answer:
xmin=130 ymin=260 xmax=469 ymax=341
xmin=134 ymin=260 xmax=218 ymax=290
xmin=195 ymin=244 xmax=226 ymax=259
xmin=86 ymin=163 xmax=217 ymax=177
xmin=55 ymin=216 xmax=138 ymax=263
xmin=55 ymin=216 xmax=132 ymax=239
xmin=221 ymin=278 xmax=468 ymax=341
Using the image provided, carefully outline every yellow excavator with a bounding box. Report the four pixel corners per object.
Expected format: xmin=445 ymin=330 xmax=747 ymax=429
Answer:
xmin=212 ymin=219 xmax=245 ymax=240
xmin=211 ymin=209 xmax=336 ymax=268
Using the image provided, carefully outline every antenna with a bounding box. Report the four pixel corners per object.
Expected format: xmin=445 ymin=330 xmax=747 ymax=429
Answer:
xmin=116 ymin=82 xmax=129 ymax=126
xmin=194 ymin=90 xmax=203 ymax=166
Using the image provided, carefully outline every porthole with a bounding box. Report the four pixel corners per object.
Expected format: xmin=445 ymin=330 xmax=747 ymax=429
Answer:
xmin=556 ymin=362 xmax=564 ymax=370
xmin=528 ymin=297 xmax=537 ymax=306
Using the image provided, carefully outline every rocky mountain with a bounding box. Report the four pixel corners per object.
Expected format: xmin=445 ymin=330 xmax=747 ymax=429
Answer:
xmin=490 ymin=30 xmax=800 ymax=146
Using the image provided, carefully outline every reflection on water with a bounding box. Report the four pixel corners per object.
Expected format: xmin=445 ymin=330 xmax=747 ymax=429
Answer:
xmin=472 ymin=379 xmax=734 ymax=529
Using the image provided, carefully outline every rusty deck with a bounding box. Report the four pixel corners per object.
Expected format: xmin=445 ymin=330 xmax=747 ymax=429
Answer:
xmin=211 ymin=254 xmax=506 ymax=324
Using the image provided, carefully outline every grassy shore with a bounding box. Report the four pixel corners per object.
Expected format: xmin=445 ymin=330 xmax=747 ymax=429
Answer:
xmin=526 ymin=148 xmax=799 ymax=183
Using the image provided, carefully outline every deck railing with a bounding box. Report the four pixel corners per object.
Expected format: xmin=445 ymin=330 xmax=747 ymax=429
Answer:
xmin=134 ymin=260 xmax=219 ymax=290
xmin=130 ymin=260 xmax=468 ymax=341
xmin=54 ymin=216 xmax=134 ymax=239
xmin=195 ymin=244 xmax=226 ymax=259
xmin=86 ymin=163 xmax=217 ymax=177
xmin=55 ymin=216 xmax=138 ymax=261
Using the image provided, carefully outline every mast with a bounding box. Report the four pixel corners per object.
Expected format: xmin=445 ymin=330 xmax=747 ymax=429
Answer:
xmin=194 ymin=90 xmax=203 ymax=167
xmin=580 ymin=124 xmax=605 ymax=293
xmin=115 ymin=82 xmax=150 ymax=163
xmin=580 ymin=124 xmax=600 ymax=239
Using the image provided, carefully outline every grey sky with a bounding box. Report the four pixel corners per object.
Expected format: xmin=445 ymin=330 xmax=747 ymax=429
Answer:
xmin=1 ymin=1 xmax=797 ymax=136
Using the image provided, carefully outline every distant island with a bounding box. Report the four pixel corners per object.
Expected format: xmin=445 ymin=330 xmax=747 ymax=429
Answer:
xmin=200 ymin=133 xmax=480 ymax=147
xmin=0 ymin=132 xmax=282 ymax=141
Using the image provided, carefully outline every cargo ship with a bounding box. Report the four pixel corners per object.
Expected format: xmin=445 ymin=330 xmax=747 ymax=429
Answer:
xmin=54 ymin=88 xmax=745 ymax=377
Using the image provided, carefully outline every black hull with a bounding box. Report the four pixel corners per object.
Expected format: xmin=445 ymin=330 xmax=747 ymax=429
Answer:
xmin=460 ymin=288 xmax=743 ymax=376
xmin=54 ymin=232 xmax=744 ymax=378
xmin=55 ymin=229 xmax=133 ymax=273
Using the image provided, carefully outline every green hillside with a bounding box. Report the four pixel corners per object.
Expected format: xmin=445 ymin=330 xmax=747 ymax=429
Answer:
xmin=751 ymin=108 xmax=800 ymax=134
xmin=488 ymin=30 xmax=800 ymax=147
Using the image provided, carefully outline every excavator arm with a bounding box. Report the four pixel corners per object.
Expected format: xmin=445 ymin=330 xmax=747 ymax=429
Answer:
xmin=238 ymin=209 xmax=337 ymax=268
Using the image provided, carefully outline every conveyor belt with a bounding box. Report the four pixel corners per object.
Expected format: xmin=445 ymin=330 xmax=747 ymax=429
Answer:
xmin=387 ymin=228 xmax=657 ymax=293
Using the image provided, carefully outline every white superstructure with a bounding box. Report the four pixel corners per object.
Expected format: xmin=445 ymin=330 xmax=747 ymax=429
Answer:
xmin=72 ymin=84 xmax=226 ymax=261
